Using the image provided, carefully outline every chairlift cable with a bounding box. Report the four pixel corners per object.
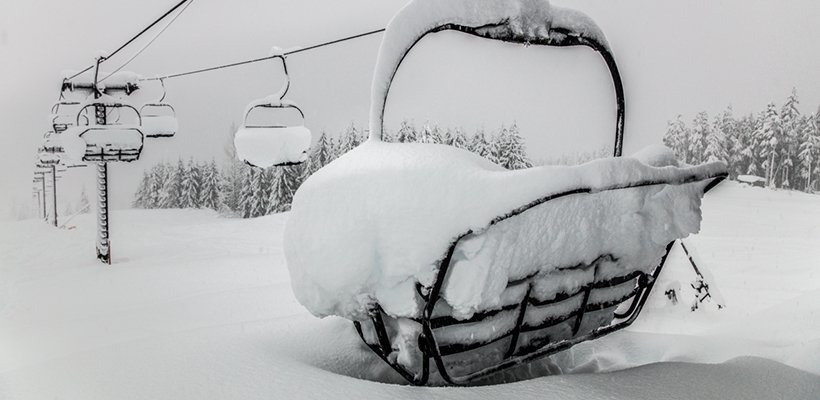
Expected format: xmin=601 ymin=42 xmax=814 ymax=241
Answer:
xmin=144 ymin=28 xmax=386 ymax=81
xmin=65 ymin=0 xmax=193 ymax=82
xmin=100 ymin=0 xmax=196 ymax=83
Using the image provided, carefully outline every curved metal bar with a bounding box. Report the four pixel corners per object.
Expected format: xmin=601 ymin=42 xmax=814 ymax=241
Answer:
xmin=77 ymin=103 xmax=143 ymax=126
xmin=368 ymin=2 xmax=625 ymax=156
xmin=242 ymin=102 xmax=306 ymax=126
xmin=140 ymin=102 xmax=176 ymax=115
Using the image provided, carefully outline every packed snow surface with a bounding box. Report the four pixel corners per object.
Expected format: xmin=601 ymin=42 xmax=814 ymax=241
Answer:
xmin=1 ymin=184 xmax=819 ymax=399
xmin=370 ymin=0 xmax=608 ymax=141
xmin=285 ymin=142 xmax=725 ymax=320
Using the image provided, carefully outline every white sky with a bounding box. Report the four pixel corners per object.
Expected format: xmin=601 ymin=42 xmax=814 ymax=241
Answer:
xmin=1 ymin=0 xmax=819 ymax=217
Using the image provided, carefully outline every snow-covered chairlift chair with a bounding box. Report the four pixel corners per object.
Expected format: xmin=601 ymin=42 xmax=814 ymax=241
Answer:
xmin=284 ymin=0 xmax=728 ymax=386
xmin=140 ymin=79 xmax=178 ymax=138
xmin=51 ymin=101 xmax=89 ymax=134
xmin=234 ymin=55 xmax=311 ymax=168
xmin=72 ymin=97 xmax=145 ymax=163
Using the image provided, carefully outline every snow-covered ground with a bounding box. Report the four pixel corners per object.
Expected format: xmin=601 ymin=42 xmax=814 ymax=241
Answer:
xmin=1 ymin=182 xmax=818 ymax=399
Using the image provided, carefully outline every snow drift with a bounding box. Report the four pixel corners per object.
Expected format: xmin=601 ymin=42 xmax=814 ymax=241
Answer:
xmin=285 ymin=143 xmax=726 ymax=321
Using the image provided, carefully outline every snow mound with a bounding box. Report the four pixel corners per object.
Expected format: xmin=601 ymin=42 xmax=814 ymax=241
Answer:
xmin=285 ymin=142 xmax=726 ymax=320
xmin=234 ymin=126 xmax=311 ymax=168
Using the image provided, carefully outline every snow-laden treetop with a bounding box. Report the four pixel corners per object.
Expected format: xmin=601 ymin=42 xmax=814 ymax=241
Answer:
xmin=369 ymin=0 xmax=610 ymax=142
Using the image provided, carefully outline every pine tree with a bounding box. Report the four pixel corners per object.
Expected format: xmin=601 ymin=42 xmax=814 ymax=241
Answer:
xmin=798 ymin=114 xmax=818 ymax=192
xmin=441 ymin=128 xmax=454 ymax=146
xmin=161 ymin=159 xmax=186 ymax=208
xmin=705 ymin=114 xmax=729 ymax=164
xmin=450 ymin=127 xmax=469 ymax=150
xmin=469 ymin=127 xmax=491 ymax=158
xmin=396 ymin=120 xmax=418 ymax=143
xmin=148 ymin=163 xmax=168 ymax=209
xmin=238 ymin=167 xmax=256 ymax=218
xmin=779 ymin=89 xmax=801 ymax=188
xmin=418 ymin=122 xmax=441 ymax=144
xmin=180 ymin=158 xmax=202 ymax=208
xmin=302 ymin=131 xmax=332 ymax=181
xmin=200 ymin=160 xmax=221 ymax=210
xmin=504 ymin=122 xmax=532 ymax=169
xmin=488 ymin=125 xmax=510 ymax=166
xmin=132 ymin=171 xmax=151 ymax=208
xmin=689 ymin=112 xmax=711 ymax=165
xmin=78 ymin=186 xmax=90 ymax=214
xmin=663 ymin=115 xmax=690 ymax=162
xmin=268 ymin=166 xmax=300 ymax=213
xmin=758 ymin=103 xmax=781 ymax=187
xmin=337 ymin=123 xmax=362 ymax=155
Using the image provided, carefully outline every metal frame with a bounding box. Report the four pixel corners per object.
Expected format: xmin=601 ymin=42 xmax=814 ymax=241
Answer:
xmin=353 ymin=2 xmax=726 ymax=384
xmin=76 ymin=103 xmax=145 ymax=162
xmin=140 ymin=78 xmax=178 ymax=138
xmin=355 ymin=174 xmax=726 ymax=385
xmin=237 ymin=54 xmax=310 ymax=168
xmin=369 ymin=7 xmax=625 ymax=157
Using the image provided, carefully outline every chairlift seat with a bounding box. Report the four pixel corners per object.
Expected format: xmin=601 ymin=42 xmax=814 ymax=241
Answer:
xmin=284 ymin=0 xmax=728 ymax=385
xmin=79 ymin=126 xmax=144 ymax=162
xmin=140 ymin=103 xmax=178 ymax=138
xmin=235 ymin=98 xmax=311 ymax=168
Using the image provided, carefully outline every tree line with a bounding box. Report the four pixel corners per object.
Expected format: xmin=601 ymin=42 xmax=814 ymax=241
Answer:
xmin=132 ymin=120 xmax=533 ymax=218
xmin=663 ymin=88 xmax=819 ymax=192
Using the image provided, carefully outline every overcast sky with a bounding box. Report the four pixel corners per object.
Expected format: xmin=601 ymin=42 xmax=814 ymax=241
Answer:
xmin=1 ymin=0 xmax=819 ymax=218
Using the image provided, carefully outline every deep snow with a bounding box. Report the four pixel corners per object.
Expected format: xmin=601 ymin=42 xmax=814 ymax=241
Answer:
xmin=1 ymin=182 xmax=819 ymax=399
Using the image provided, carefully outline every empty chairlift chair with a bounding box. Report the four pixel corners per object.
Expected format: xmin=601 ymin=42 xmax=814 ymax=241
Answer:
xmin=234 ymin=55 xmax=311 ymax=168
xmin=282 ymin=0 xmax=729 ymax=386
xmin=51 ymin=101 xmax=89 ymax=134
xmin=140 ymin=79 xmax=178 ymax=138
xmin=75 ymin=97 xmax=145 ymax=162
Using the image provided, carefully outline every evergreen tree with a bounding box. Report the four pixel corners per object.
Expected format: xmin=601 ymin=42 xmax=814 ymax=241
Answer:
xmin=148 ymin=163 xmax=168 ymax=209
xmin=779 ymin=89 xmax=801 ymax=188
xmin=450 ymin=127 xmax=469 ymax=150
xmin=734 ymin=114 xmax=758 ymax=177
xmin=302 ymin=131 xmax=332 ymax=181
xmin=504 ymin=123 xmax=532 ymax=169
xmin=418 ymin=122 xmax=442 ymax=144
xmin=238 ymin=168 xmax=256 ymax=218
xmin=161 ymin=159 xmax=186 ymax=208
xmin=469 ymin=127 xmax=491 ymax=158
xmin=441 ymin=128 xmax=454 ymax=146
xmin=180 ymin=158 xmax=202 ymax=208
xmin=798 ymin=114 xmax=818 ymax=192
xmin=268 ymin=166 xmax=300 ymax=213
xmin=758 ymin=103 xmax=782 ymax=187
xmin=78 ymin=186 xmax=90 ymax=214
xmin=705 ymin=114 xmax=729 ymax=164
xmin=689 ymin=112 xmax=711 ymax=165
xmin=200 ymin=160 xmax=221 ymax=210
xmin=395 ymin=120 xmax=418 ymax=143
xmin=488 ymin=125 xmax=510 ymax=166
xmin=132 ymin=171 xmax=151 ymax=208
xmin=337 ymin=123 xmax=362 ymax=155
xmin=663 ymin=115 xmax=690 ymax=162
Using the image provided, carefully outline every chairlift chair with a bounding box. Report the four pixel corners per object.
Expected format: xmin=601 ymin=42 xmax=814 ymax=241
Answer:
xmin=140 ymin=79 xmax=178 ymax=138
xmin=234 ymin=55 xmax=311 ymax=168
xmin=283 ymin=0 xmax=729 ymax=386
xmin=51 ymin=101 xmax=89 ymax=134
xmin=75 ymin=99 xmax=145 ymax=163
xmin=42 ymin=131 xmax=65 ymax=155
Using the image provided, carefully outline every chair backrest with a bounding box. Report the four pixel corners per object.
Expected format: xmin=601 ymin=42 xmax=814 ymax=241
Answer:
xmin=368 ymin=0 xmax=625 ymax=157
